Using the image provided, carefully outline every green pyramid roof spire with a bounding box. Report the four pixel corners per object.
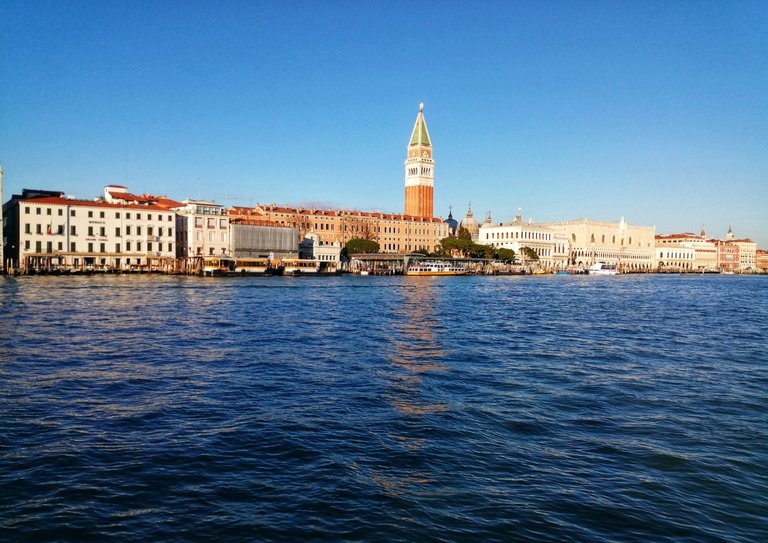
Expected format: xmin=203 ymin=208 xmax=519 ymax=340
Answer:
xmin=409 ymin=102 xmax=431 ymax=146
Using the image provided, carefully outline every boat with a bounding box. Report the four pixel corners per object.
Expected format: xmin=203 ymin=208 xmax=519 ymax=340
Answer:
xmin=201 ymin=256 xmax=236 ymax=276
xmin=232 ymin=258 xmax=271 ymax=275
xmin=532 ymin=269 xmax=548 ymax=275
xmin=587 ymin=262 xmax=619 ymax=275
xmin=280 ymin=258 xmax=320 ymax=275
xmin=406 ymin=261 xmax=469 ymax=276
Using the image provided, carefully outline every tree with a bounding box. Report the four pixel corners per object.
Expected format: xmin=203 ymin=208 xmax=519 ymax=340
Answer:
xmin=520 ymin=246 xmax=540 ymax=261
xmin=438 ymin=237 xmax=471 ymax=257
xmin=494 ymin=248 xmax=516 ymax=262
xmin=412 ymin=247 xmax=431 ymax=256
xmin=345 ymin=238 xmax=380 ymax=255
xmin=457 ymin=226 xmax=472 ymax=241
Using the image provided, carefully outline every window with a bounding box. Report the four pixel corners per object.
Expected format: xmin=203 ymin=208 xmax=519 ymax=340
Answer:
xmin=25 ymin=207 xmax=30 ymax=214
xmin=100 ymin=227 xmax=105 ymax=236
xmin=148 ymin=227 xmax=154 ymax=236
xmin=126 ymin=213 xmax=131 ymax=219
xmin=195 ymin=217 xmax=203 ymax=228
xmin=36 ymin=208 xmax=41 ymax=215
xmin=70 ymin=225 xmax=77 ymax=235
xmin=126 ymin=225 xmax=131 ymax=235
xmin=137 ymin=241 xmax=142 ymax=251
xmin=115 ymin=243 xmax=121 ymax=253
xmin=168 ymin=242 xmax=173 ymax=252
xmin=58 ymin=209 xmax=63 ymax=216
xmin=88 ymin=211 xmax=93 ymax=218
xmin=220 ymin=232 xmax=226 ymax=242
xmin=116 ymin=212 xmax=120 ymax=219
xmin=209 ymin=232 xmax=214 ymax=242
xmin=70 ymin=242 xmax=76 ymax=252
xmin=24 ymin=224 xmax=30 ymax=234
xmin=57 ymin=225 xmax=64 ymax=235
xmin=116 ymin=227 xmax=121 ymax=237
xmin=147 ymin=242 xmax=153 ymax=252
xmin=100 ymin=211 xmax=105 ymax=218
xmin=137 ymin=226 xmax=142 ymax=235
xmin=88 ymin=243 xmax=94 ymax=252
xmin=100 ymin=243 xmax=105 ymax=253
xmin=207 ymin=218 xmax=215 ymax=229
xmin=126 ymin=241 xmax=131 ymax=251
xmin=220 ymin=219 xmax=227 ymax=228
xmin=25 ymin=240 xmax=30 ymax=250
xmin=148 ymin=214 xmax=152 ymax=221
xmin=36 ymin=241 xmax=42 ymax=252
xmin=88 ymin=226 xmax=94 ymax=236
xmin=47 ymin=208 xmax=52 ymax=215
xmin=168 ymin=215 xmax=172 ymax=222
xmin=71 ymin=210 xmax=76 ymax=217
xmin=137 ymin=213 xmax=142 ymax=220
xmin=36 ymin=224 xmax=42 ymax=234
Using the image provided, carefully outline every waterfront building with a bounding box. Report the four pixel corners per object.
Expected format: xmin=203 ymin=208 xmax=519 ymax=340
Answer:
xmin=724 ymin=227 xmax=757 ymax=271
xmin=4 ymin=187 xmax=177 ymax=271
xmin=478 ymin=211 xmax=569 ymax=269
xmin=0 ymin=165 xmax=4 ymax=272
xmin=655 ymin=244 xmax=696 ymax=271
xmin=539 ymin=218 xmax=655 ymax=271
xmin=756 ymin=250 xmax=768 ymax=272
xmin=229 ymin=219 xmax=298 ymax=259
xmin=459 ymin=205 xmax=480 ymax=241
xmin=716 ymin=239 xmax=740 ymax=272
xmin=299 ymin=232 xmax=341 ymax=268
xmin=229 ymin=205 xmax=447 ymax=254
xmin=655 ymin=230 xmax=718 ymax=271
xmin=404 ymin=103 xmax=434 ymax=219
xmin=175 ymin=199 xmax=230 ymax=257
xmin=225 ymin=105 xmax=449 ymax=254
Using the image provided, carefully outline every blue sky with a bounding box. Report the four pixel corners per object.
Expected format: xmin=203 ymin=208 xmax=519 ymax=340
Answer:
xmin=2 ymin=1 xmax=766 ymax=247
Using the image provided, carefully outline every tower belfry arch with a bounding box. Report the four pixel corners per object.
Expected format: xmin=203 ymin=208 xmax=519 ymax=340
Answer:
xmin=404 ymin=103 xmax=434 ymax=218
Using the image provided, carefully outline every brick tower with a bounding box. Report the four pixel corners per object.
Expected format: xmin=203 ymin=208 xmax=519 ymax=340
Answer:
xmin=404 ymin=103 xmax=434 ymax=218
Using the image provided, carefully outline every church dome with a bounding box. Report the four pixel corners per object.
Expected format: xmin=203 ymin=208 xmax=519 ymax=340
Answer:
xmin=443 ymin=207 xmax=458 ymax=237
xmin=460 ymin=206 xmax=480 ymax=238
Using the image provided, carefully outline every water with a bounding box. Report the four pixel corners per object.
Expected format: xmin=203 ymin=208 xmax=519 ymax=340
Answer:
xmin=1 ymin=274 xmax=766 ymax=542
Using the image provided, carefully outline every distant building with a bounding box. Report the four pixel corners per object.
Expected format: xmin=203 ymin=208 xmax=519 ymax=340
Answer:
xmin=655 ymin=230 xmax=718 ymax=271
xmin=230 ymin=219 xmax=298 ymax=259
xmin=224 ymin=104 xmax=450 ymax=254
xmin=756 ymin=250 xmax=768 ymax=272
xmin=478 ymin=211 xmax=569 ymax=269
xmin=459 ymin=205 xmax=480 ymax=241
xmin=3 ymin=187 xmax=176 ymax=271
xmin=540 ymin=217 xmax=656 ymax=272
xmin=724 ymin=227 xmax=757 ymax=271
xmin=299 ymin=232 xmax=341 ymax=268
xmin=175 ymin=199 xmax=230 ymax=257
xmin=0 ymin=165 xmax=4 ymax=271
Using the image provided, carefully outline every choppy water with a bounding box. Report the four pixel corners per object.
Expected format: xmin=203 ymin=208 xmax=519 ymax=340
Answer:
xmin=1 ymin=274 xmax=766 ymax=542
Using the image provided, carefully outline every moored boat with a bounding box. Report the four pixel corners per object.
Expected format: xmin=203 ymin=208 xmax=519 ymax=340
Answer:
xmin=587 ymin=262 xmax=619 ymax=275
xmin=406 ymin=261 xmax=468 ymax=276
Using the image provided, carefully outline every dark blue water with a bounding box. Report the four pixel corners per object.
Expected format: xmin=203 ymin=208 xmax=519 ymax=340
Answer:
xmin=1 ymin=274 xmax=766 ymax=542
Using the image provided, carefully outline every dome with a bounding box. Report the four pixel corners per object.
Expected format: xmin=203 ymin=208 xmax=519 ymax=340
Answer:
xmin=443 ymin=207 xmax=458 ymax=237
xmin=460 ymin=206 xmax=480 ymax=239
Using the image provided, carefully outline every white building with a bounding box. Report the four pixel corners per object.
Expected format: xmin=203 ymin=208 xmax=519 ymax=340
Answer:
xmin=175 ymin=199 xmax=230 ymax=257
xmin=655 ymin=245 xmax=696 ymax=271
xmin=478 ymin=212 xmax=567 ymax=269
xmin=9 ymin=190 xmax=176 ymax=271
xmin=655 ymin=231 xmax=718 ymax=271
xmin=299 ymin=232 xmax=341 ymax=268
xmin=540 ymin=217 xmax=656 ymax=272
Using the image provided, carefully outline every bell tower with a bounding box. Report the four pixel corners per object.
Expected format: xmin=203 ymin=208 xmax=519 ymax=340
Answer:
xmin=404 ymin=103 xmax=434 ymax=218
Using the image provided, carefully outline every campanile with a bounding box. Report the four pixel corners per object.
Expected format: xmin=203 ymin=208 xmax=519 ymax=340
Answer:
xmin=404 ymin=103 xmax=434 ymax=218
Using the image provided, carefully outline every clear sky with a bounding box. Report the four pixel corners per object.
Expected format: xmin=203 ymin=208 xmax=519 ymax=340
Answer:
xmin=2 ymin=1 xmax=766 ymax=247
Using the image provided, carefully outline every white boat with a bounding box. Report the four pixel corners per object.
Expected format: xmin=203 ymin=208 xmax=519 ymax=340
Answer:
xmin=406 ymin=261 xmax=469 ymax=276
xmin=587 ymin=262 xmax=618 ymax=275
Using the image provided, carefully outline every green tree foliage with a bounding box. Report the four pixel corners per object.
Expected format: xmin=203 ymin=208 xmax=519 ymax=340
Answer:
xmin=345 ymin=238 xmax=380 ymax=255
xmin=520 ymin=246 xmax=540 ymax=261
xmin=412 ymin=247 xmax=431 ymax=256
xmin=494 ymin=248 xmax=516 ymax=262
xmin=457 ymin=226 xmax=472 ymax=241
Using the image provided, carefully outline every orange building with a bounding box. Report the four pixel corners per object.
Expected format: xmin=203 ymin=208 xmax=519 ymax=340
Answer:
xmin=227 ymin=104 xmax=448 ymax=253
